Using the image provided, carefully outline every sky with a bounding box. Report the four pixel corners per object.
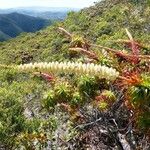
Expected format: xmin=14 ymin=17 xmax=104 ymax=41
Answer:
xmin=0 ymin=0 xmax=98 ymax=9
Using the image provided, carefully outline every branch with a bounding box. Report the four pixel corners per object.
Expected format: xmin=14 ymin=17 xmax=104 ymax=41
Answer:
xmin=91 ymin=44 xmax=150 ymax=60
xmin=125 ymin=28 xmax=133 ymax=41
xmin=74 ymin=117 xmax=102 ymax=130
xmin=69 ymin=47 xmax=99 ymax=61
xmin=58 ymin=27 xmax=72 ymax=39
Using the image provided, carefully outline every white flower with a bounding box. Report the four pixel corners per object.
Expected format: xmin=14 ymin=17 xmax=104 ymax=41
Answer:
xmin=17 ymin=61 xmax=119 ymax=81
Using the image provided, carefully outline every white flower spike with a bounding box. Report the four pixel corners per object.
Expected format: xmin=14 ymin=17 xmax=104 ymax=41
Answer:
xmin=17 ymin=61 xmax=119 ymax=81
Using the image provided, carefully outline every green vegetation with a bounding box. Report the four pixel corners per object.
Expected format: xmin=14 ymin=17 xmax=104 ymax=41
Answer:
xmin=0 ymin=0 xmax=149 ymax=149
xmin=0 ymin=12 xmax=51 ymax=41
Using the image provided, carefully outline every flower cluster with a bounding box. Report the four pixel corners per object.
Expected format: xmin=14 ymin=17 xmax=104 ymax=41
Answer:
xmin=17 ymin=61 xmax=119 ymax=80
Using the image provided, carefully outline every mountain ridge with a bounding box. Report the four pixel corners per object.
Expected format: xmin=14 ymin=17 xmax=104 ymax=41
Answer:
xmin=0 ymin=12 xmax=51 ymax=41
xmin=0 ymin=7 xmax=80 ymax=20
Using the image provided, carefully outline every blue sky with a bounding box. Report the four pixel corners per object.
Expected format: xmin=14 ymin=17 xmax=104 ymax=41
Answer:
xmin=0 ymin=0 xmax=98 ymax=9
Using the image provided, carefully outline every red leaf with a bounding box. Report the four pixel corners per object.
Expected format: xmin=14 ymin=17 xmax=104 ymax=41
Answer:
xmin=40 ymin=73 xmax=54 ymax=81
xmin=33 ymin=72 xmax=54 ymax=82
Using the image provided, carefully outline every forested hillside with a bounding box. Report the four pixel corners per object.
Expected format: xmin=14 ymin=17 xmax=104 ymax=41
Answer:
xmin=0 ymin=0 xmax=149 ymax=149
xmin=0 ymin=13 xmax=51 ymax=41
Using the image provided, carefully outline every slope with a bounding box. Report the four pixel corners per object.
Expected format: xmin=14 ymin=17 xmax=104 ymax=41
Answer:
xmin=0 ymin=12 xmax=51 ymax=41
xmin=0 ymin=0 xmax=149 ymax=148
xmin=0 ymin=0 xmax=149 ymax=64
xmin=0 ymin=30 xmax=11 ymax=41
